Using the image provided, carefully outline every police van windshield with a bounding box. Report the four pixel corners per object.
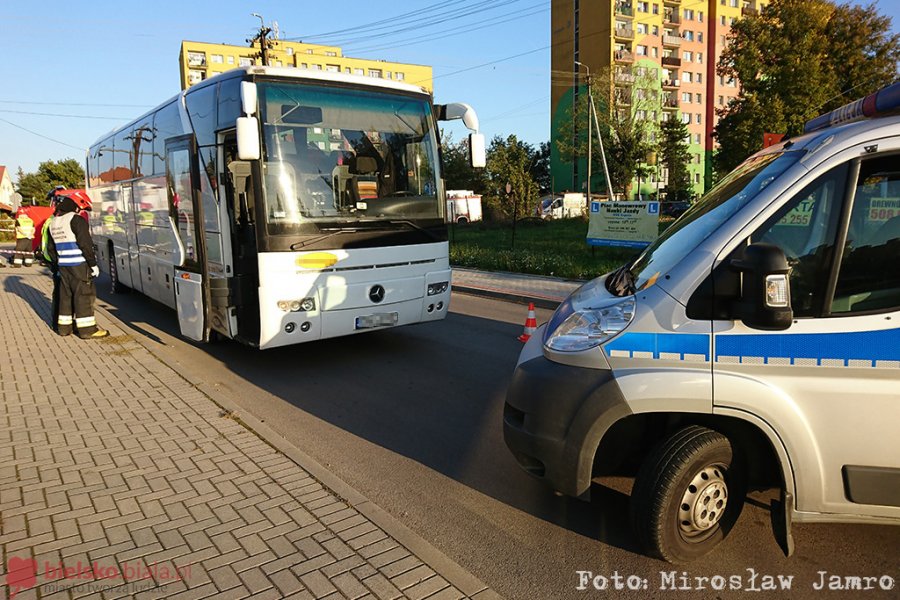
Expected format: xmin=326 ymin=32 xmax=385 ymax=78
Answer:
xmin=257 ymin=82 xmax=441 ymax=239
xmin=615 ymin=151 xmax=802 ymax=295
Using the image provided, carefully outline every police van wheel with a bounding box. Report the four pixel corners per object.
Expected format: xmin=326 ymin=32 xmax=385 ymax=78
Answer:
xmin=630 ymin=425 xmax=746 ymax=563
xmin=109 ymin=250 xmax=127 ymax=294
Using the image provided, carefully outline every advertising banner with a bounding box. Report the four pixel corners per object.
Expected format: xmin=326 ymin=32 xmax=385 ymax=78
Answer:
xmin=587 ymin=200 xmax=660 ymax=248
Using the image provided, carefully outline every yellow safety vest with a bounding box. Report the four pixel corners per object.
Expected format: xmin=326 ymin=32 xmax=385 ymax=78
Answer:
xmin=15 ymin=215 xmax=35 ymax=239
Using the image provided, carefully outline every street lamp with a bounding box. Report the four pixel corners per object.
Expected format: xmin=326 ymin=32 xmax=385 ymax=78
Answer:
xmin=575 ymin=61 xmax=592 ymax=204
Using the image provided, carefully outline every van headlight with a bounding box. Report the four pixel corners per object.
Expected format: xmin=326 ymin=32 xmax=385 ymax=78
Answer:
xmin=544 ymin=297 xmax=635 ymax=352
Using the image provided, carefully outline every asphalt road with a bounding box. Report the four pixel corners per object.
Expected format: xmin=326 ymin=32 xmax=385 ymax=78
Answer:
xmin=95 ymin=281 xmax=900 ymax=600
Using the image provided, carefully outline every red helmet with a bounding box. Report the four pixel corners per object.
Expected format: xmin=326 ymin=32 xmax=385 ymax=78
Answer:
xmin=55 ymin=189 xmax=92 ymax=211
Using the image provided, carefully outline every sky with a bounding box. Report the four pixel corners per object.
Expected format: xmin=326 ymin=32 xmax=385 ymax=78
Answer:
xmin=1 ymin=0 xmax=898 ymax=181
xmin=0 ymin=0 xmax=548 ymax=180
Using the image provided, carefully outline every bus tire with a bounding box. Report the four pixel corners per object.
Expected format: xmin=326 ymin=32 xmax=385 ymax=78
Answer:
xmin=630 ymin=425 xmax=746 ymax=563
xmin=109 ymin=247 xmax=128 ymax=294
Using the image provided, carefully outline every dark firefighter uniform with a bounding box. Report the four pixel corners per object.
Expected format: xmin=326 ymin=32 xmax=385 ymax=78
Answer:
xmin=46 ymin=198 xmax=109 ymax=339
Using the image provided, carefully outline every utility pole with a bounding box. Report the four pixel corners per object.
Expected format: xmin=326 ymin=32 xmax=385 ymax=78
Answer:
xmin=575 ymin=62 xmax=591 ymax=204
xmin=248 ymin=13 xmax=272 ymax=66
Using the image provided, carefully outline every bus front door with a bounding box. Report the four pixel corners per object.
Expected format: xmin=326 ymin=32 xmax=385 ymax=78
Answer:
xmin=166 ymin=136 xmax=209 ymax=342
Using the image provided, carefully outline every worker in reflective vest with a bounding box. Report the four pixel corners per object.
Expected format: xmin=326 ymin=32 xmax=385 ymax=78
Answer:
xmin=46 ymin=196 xmax=109 ymax=339
xmin=13 ymin=210 xmax=35 ymax=267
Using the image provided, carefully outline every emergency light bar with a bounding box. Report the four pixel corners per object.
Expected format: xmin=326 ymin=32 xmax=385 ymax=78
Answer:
xmin=804 ymin=81 xmax=900 ymax=133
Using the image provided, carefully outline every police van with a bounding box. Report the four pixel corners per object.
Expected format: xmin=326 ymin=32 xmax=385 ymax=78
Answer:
xmin=503 ymin=82 xmax=900 ymax=563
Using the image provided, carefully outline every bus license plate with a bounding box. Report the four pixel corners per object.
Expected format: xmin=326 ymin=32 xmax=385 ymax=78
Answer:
xmin=355 ymin=312 xmax=399 ymax=329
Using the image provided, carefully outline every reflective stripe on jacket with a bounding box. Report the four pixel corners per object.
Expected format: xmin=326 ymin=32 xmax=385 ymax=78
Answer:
xmin=49 ymin=213 xmax=86 ymax=266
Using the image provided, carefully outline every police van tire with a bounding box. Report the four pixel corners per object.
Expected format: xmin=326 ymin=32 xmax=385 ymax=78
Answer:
xmin=630 ymin=425 xmax=746 ymax=563
xmin=109 ymin=249 xmax=128 ymax=294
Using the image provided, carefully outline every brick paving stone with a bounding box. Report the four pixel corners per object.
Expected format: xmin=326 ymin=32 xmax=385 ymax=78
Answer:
xmin=0 ymin=270 xmax=481 ymax=600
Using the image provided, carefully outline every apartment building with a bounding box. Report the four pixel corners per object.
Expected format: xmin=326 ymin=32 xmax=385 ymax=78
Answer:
xmin=179 ymin=40 xmax=432 ymax=93
xmin=551 ymin=0 xmax=768 ymax=197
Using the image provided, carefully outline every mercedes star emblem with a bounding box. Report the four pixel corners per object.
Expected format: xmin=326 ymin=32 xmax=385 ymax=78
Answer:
xmin=369 ymin=285 xmax=385 ymax=303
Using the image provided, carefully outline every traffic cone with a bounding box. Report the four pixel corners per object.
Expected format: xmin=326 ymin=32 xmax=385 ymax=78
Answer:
xmin=518 ymin=302 xmax=537 ymax=342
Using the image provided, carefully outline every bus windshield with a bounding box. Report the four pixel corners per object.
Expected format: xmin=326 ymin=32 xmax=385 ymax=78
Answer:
xmin=257 ymin=82 xmax=441 ymax=239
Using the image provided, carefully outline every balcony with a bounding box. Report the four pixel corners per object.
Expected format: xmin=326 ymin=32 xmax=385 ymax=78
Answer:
xmin=614 ymin=50 xmax=634 ymax=63
xmin=663 ymin=97 xmax=679 ymax=110
xmin=614 ymin=89 xmax=632 ymax=105
xmin=662 ymin=35 xmax=682 ymax=47
xmin=742 ymin=6 xmax=759 ymax=16
xmin=663 ymin=12 xmax=681 ymax=24
xmin=615 ymin=26 xmax=635 ymax=40
xmin=615 ymin=70 xmax=635 ymax=85
xmin=662 ymin=78 xmax=681 ymax=89
xmin=663 ymin=0 xmax=681 ymax=4
xmin=662 ymin=56 xmax=682 ymax=67
xmin=615 ymin=3 xmax=634 ymax=18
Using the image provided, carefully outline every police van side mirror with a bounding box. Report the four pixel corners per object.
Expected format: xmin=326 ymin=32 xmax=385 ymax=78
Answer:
xmin=730 ymin=243 xmax=793 ymax=331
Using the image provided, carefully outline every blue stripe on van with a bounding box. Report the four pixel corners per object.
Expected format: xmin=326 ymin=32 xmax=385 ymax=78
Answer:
xmin=604 ymin=332 xmax=710 ymax=361
xmin=715 ymin=328 xmax=900 ymax=366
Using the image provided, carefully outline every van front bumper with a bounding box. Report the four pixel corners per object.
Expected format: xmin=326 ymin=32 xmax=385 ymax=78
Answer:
xmin=503 ymin=352 xmax=631 ymax=498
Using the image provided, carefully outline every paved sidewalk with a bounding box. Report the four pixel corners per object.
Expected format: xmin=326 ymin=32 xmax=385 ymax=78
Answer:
xmin=0 ymin=268 xmax=497 ymax=600
xmin=451 ymin=268 xmax=583 ymax=310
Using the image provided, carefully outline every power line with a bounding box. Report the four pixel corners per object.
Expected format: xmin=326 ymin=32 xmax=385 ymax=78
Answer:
xmin=0 ymin=99 xmax=154 ymax=108
xmin=0 ymin=117 xmax=85 ymax=151
xmin=0 ymin=109 xmax=129 ymax=121
xmin=350 ymin=4 xmax=547 ymax=55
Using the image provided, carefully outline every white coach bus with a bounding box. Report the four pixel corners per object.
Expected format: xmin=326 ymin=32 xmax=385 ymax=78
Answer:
xmin=87 ymin=66 xmax=485 ymax=349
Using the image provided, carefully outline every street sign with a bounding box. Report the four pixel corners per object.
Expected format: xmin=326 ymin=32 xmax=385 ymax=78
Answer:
xmin=11 ymin=192 xmax=22 ymax=210
xmin=587 ymin=200 xmax=660 ymax=248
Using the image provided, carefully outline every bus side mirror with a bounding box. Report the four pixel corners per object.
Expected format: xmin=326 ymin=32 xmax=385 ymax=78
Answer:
xmin=469 ymin=133 xmax=486 ymax=168
xmin=236 ymin=117 xmax=260 ymax=160
xmin=731 ymin=243 xmax=793 ymax=331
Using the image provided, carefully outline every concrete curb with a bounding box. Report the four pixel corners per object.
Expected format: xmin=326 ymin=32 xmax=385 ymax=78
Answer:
xmin=451 ymin=284 xmax=563 ymax=310
xmin=91 ymin=295 xmax=498 ymax=599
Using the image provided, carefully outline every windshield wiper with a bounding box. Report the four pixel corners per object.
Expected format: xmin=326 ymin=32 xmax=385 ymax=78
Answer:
xmin=384 ymin=219 xmax=441 ymax=241
xmin=290 ymin=228 xmax=358 ymax=250
xmin=606 ymin=263 xmax=637 ymax=296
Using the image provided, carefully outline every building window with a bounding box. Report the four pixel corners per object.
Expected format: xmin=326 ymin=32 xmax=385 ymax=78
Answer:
xmin=396 ymin=72 xmax=405 ymax=81
xmin=682 ymin=71 xmax=693 ymax=83
xmin=188 ymin=70 xmax=203 ymax=84
xmin=682 ymin=92 xmax=692 ymax=103
xmin=718 ymin=95 xmax=725 ymax=105
xmin=695 ymin=173 xmax=701 ymax=183
xmin=652 ymin=25 xmax=659 ymax=35
xmin=683 ymin=30 xmax=694 ymax=41
xmin=211 ymin=54 xmax=223 ymax=64
xmin=345 ymin=67 xmax=351 ymax=73
xmin=325 ymin=51 xmax=337 ymax=57
xmin=694 ymin=133 xmax=701 ymax=144
xmin=301 ymin=63 xmax=308 ymax=69
xmin=227 ymin=56 xmax=235 ymax=64
xmin=637 ymin=44 xmax=648 ymax=56
xmin=652 ymin=47 xmax=659 ymax=57
xmin=326 ymin=64 xmax=339 ymax=72
xmin=699 ymin=11 xmax=703 ymax=22
xmin=286 ymin=48 xmax=294 ymax=56
xmin=275 ymin=60 xmax=283 ymax=67
xmin=697 ymin=52 xmax=703 ymax=64
xmin=307 ymin=49 xmax=314 ymax=54
xmin=187 ymin=51 xmax=206 ymax=67
xmin=653 ymin=3 xmax=659 ymax=14
xmin=698 ymin=32 xmax=703 ymax=42
xmin=369 ymin=68 xmax=382 ymax=78
xmin=721 ymin=15 xmax=726 ymax=25
xmin=637 ymin=1 xmax=649 ymax=12
xmin=695 ymin=113 xmax=702 ymax=124
xmin=312 ymin=64 xmax=322 ymax=70
xmin=683 ymin=51 xmax=692 ymax=62
xmin=239 ymin=57 xmax=252 ymax=67
xmin=697 ymin=73 xmax=703 ymax=84
xmin=682 ymin=113 xmax=691 ymax=124
xmin=353 ymin=68 xmax=364 ymax=75
xmin=637 ymin=23 xmax=648 ymax=34
xmin=684 ymin=8 xmax=694 ymax=20
xmin=695 ymin=93 xmax=702 ymax=103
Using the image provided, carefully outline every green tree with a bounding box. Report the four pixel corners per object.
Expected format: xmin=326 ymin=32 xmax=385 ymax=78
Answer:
xmin=529 ymin=142 xmax=551 ymax=194
xmin=658 ymin=116 xmax=694 ymax=201
xmin=555 ymin=65 xmax=657 ymax=198
xmin=484 ymin=134 xmax=540 ymax=220
xmin=440 ymin=131 xmax=487 ymax=193
xmin=714 ymin=0 xmax=900 ymax=176
xmin=15 ymin=158 xmax=85 ymax=204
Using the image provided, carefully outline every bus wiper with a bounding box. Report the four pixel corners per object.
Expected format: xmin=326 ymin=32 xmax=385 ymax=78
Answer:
xmin=290 ymin=228 xmax=359 ymax=249
xmin=606 ymin=263 xmax=637 ymax=296
xmin=385 ymin=219 xmax=441 ymax=240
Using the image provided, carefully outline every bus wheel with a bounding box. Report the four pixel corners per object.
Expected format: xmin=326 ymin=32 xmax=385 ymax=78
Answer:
xmin=630 ymin=425 xmax=746 ymax=563
xmin=109 ymin=248 xmax=128 ymax=294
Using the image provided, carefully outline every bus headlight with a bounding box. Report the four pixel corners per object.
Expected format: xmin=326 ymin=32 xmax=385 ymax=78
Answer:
xmin=299 ymin=297 xmax=316 ymax=312
xmin=544 ymin=297 xmax=635 ymax=352
xmin=427 ymin=282 xmax=449 ymax=296
xmin=277 ymin=300 xmax=290 ymax=312
xmin=277 ymin=297 xmax=317 ymax=312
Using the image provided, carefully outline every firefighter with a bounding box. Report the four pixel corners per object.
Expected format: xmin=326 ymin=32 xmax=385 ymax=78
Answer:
xmin=13 ymin=209 xmax=35 ymax=267
xmin=46 ymin=194 xmax=109 ymax=339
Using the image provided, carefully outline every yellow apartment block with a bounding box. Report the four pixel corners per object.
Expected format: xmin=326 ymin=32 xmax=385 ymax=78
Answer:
xmin=179 ymin=40 xmax=432 ymax=92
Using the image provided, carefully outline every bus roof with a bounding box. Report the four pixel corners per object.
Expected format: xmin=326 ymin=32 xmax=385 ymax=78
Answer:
xmin=90 ymin=66 xmax=432 ymax=150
